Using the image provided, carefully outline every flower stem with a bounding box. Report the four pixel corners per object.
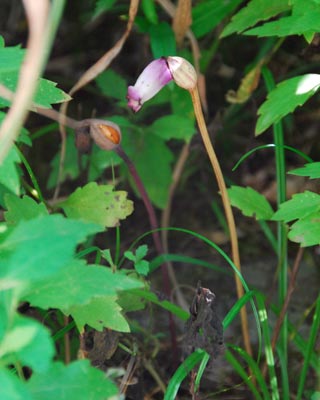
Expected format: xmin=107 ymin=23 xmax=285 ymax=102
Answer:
xmin=189 ymin=86 xmax=252 ymax=357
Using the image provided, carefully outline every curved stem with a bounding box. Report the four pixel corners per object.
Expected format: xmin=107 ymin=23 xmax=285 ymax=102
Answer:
xmin=189 ymin=86 xmax=252 ymax=358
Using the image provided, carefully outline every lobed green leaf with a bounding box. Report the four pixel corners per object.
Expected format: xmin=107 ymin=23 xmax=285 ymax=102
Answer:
xmin=4 ymin=195 xmax=48 ymax=225
xmin=289 ymin=162 xmax=320 ymax=179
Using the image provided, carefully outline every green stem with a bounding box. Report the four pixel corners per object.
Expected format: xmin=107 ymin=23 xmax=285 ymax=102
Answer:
xmin=262 ymin=67 xmax=288 ymax=375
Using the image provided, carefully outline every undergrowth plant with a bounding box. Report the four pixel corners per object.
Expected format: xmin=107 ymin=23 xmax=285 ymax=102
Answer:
xmin=0 ymin=0 xmax=319 ymax=399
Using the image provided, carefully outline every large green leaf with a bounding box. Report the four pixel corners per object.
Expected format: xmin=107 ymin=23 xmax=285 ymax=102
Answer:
xmin=122 ymin=130 xmax=174 ymax=209
xmin=0 ymin=370 xmax=32 ymax=400
xmin=0 ymin=315 xmax=54 ymax=373
xmin=69 ymin=295 xmax=130 ymax=332
xmin=221 ymin=0 xmax=290 ymax=37
xmin=256 ymin=74 xmax=320 ymax=135
xmin=289 ymin=162 xmax=320 ymax=179
xmin=0 ymin=71 xmax=71 ymax=108
xmin=272 ymin=191 xmax=320 ymax=223
xmin=59 ymin=182 xmax=133 ymax=228
xmin=228 ymin=185 xmax=274 ymax=220
xmin=0 ymin=146 xmax=21 ymax=207
xmin=4 ymin=195 xmax=48 ymax=225
xmin=95 ymin=69 xmax=127 ymax=101
xmin=245 ymin=0 xmax=320 ymax=37
xmin=23 ymin=261 xmax=143 ymax=310
xmin=27 ymin=360 xmax=119 ymax=400
xmin=0 ymin=215 xmax=101 ymax=284
xmin=149 ymin=22 xmax=176 ymax=58
xmin=289 ymin=211 xmax=320 ymax=247
xmin=47 ymin=133 xmax=81 ymax=189
xmin=192 ymin=0 xmax=244 ymax=38
xmin=0 ymin=46 xmax=25 ymax=73
xmin=148 ymin=115 xmax=195 ymax=142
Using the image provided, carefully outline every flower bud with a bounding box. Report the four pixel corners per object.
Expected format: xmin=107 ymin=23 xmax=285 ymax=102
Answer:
xmin=166 ymin=56 xmax=197 ymax=90
xmin=89 ymin=119 xmax=121 ymax=151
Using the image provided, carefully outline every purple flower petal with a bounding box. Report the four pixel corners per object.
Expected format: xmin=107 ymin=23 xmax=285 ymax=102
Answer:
xmin=127 ymin=58 xmax=173 ymax=112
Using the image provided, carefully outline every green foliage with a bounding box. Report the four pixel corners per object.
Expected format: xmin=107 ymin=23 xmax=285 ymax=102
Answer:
xmin=0 ymin=146 xmax=21 ymax=206
xmin=27 ymin=360 xmax=118 ymax=400
xmin=124 ymin=244 xmax=150 ymax=276
xmin=4 ymin=194 xmax=48 ymax=225
xmin=227 ymin=185 xmax=274 ymax=219
xmin=289 ymin=162 xmax=320 ymax=179
xmin=221 ymin=0 xmax=290 ymax=37
xmin=272 ymin=191 xmax=320 ymax=246
xmin=93 ymin=0 xmax=117 ymax=18
xmin=147 ymin=114 xmax=195 ymax=142
xmin=149 ymin=22 xmax=176 ymax=58
xmin=192 ymin=0 xmax=244 ymax=38
xmin=96 ymin=69 xmax=127 ymax=101
xmin=256 ymin=74 xmax=320 ymax=135
xmin=58 ymin=182 xmax=134 ymax=228
xmin=0 ymin=46 xmax=25 ymax=73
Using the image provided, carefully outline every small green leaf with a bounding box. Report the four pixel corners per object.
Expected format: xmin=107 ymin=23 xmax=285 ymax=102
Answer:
xmin=24 ymin=261 xmax=143 ymax=310
xmin=135 ymin=244 xmax=148 ymax=260
xmin=289 ymin=211 xmax=320 ymax=247
xmin=192 ymin=0 xmax=244 ymax=38
xmin=221 ymin=0 xmax=290 ymax=37
xmin=149 ymin=22 xmax=176 ymax=58
xmin=93 ymin=0 xmax=117 ymax=18
xmin=289 ymin=162 xmax=320 ymax=179
xmin=148 ymin=115 xmax=195 ymax=142
xmin=0 ymin=370 xmax=32 ymax=400
xmin=0 ymin=315 xmax=54 ymax=373
xmin=59 ymin=182 xmax=133 ymax=228
xmin=272 ymin=191 xmax=320 ymax=223
xmin=95 ymin=69 xmax=127 ymax=101
xmin=256 ymin=74 xmax=320 ymax=135
xmin=4 ymin=195 xmax=48 ymax=225
xmin=27 ymin=360 xmax=119 ymax=400
xmin=70 ymin=295 xmax=130 ymax=332
xmin=228 ymin=186 xmax=274 ymax=220
xmin=0 ymin=215 xmax=101 ymax=284
xmin=135 ymin=259 xmax=149 ymax=276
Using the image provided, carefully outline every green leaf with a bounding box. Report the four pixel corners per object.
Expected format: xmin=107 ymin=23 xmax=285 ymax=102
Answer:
xmin=272 ymin=191 xmax=320 ymax=223
xmin=221 ymin=0 xmax=290 ymax=37
xmin=70 ymin=295 xmax=130 ymax=332
xmin=228 ymin=186 xmax=274 ymax=220
xmin=0 ymin=72 xmax=71 ymax=108
xmin=245 ymin=1 xmax=320 ymax=37
xmin=95 ymin=69 xmax=127 ymax=101
xmin=0 ymin=315 xmax=54 ymax=373
xmin=256 ymin=74 xmax=320 ymax=135
xmin=0 ymin=46 xmax=25 ymax=73
xmin=93 ymin=0 xmax=117 ymax=18
xmin=141 ymin=0 xmax=158 ymax=24
xmin=0 ymin=214 xmax=101 ymax=284
xmin=59 ymin=182 xmax=133 ymax=228
xmin=135 ymin=260 xmax=149 ymax=276
xmin=135 ymin=244 xmax=148 ymax=260
xmin=149 ymin=22 xmax=176 ymax=58
xmin=24 ymin=261 xmax=143 ymax=310
xmin=122 ymin=131 xmax=174 ymax=209
xmin=4 ymin=195 xmax=48 ymax=225
xmin=289 ymin=162 xmax=320 ymax=179
xmin=289 ymin=211 xmax=320 ymax=247
xmin=192 ymin=0 xmax=244 ymax=38
xmin=47 ymin=133 xmax=81 ymax=189
xmin=164 ymin=349 xmax=207 ymax=399
xmin=0 ymin=146 xmax=21 ymax=207
xmin=0 ymin=370 xmax=32 ymax=400
xmin=27 ymin=360 xmax=119 ymax=400
xmin=148 ymin=115 xmax=195 ymax=141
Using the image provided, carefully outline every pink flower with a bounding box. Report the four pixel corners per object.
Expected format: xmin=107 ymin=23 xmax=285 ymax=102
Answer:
xmin=127 ymin=56 xmax=197 ymax=112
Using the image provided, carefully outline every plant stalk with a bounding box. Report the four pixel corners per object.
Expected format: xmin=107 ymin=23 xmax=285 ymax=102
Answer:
xmin=189 ymin=86 xmax=252 ymax=358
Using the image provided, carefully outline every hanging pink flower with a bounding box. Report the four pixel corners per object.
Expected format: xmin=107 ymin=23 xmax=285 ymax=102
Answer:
xmin=127 ymin=56 xmax=197 ymax=112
